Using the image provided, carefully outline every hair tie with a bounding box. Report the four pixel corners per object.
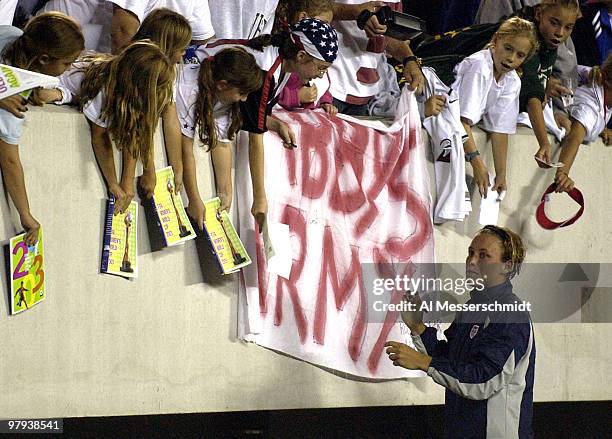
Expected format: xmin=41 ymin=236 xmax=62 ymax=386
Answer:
xmin=206 ymin=56 xmax=214 ymax=62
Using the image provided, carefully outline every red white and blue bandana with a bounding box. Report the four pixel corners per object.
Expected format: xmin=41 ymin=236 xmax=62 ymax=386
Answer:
xmin=290 ymin=18 xmax=338 ymax=63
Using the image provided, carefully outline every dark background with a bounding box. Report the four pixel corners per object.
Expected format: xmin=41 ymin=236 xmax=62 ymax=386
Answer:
xmin=35 ymin=401 xmax=610 ymax=438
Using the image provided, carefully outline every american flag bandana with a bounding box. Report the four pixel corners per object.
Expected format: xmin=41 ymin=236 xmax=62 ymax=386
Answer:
xmin=290 ymin=18 xmax=338 ymax=63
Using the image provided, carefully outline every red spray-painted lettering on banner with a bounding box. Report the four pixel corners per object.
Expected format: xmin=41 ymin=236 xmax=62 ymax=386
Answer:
xmin=273 ymin=205 xmax=308 ymax=343
xmin=263 ymin=112 xmax=431 ymax=367
xmin=313 ymin=226 xmax=366 ymax=362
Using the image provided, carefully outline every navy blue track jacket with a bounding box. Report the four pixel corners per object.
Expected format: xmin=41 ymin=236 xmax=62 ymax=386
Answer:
xmin=412 ymin=281 xmax=535 ymax=438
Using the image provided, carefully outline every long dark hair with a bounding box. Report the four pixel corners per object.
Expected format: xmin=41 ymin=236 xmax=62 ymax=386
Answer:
xmin=195 ymin=48 xmax=264 ymax=149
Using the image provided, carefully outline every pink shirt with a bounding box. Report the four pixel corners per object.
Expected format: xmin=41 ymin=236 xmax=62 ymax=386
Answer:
xmin=277 ymin=72 xmax=333 ymax=111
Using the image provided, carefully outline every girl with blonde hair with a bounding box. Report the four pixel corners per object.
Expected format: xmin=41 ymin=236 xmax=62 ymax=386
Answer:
xmin=414 ymin=0 xmax=582 ymax=170
xmin=40 ymin=41 xmax=174 ymax=212
xmin=130 ymin=8 xmax=192 ymax=197
xmin=0 ymin=12 xmax=84 ymax=244
xmin=419 ymin=17 xmax=539 ymax=223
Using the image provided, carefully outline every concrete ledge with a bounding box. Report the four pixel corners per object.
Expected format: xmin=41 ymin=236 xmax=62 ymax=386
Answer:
xmin=0 ymin=105 xmax=610 ymax=418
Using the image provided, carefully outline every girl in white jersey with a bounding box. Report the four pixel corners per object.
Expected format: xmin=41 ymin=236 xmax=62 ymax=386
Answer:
xmin=0 ymin=13 xmax=84 ymax=245
xmin=454 ymin=17 xmax=539 ymax=199
xmin=419 ymin=17 xmax=539 ymax=222
xmin=39 ymin=42 xmax=174 ymax=214
xmin=554 ymin=55 xmax=612 ymax=192
xmin=198 ymin=17 xmax=339 ymax=229
xmin=174 ymin=48 xmax=263 ymax=230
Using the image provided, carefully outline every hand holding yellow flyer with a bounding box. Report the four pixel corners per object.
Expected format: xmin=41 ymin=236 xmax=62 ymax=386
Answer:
xmin=10 ymin=228 xmax=45 ymax=314
xmin=152 ymin=166 xmax=195 ymax=246
xmin=202 ymin=197 xmax=251 ymax=274
xmin=101 ymin=197 xmax=138 ymax=278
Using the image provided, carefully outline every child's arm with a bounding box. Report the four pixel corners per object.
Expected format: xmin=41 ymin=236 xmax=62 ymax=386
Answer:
xmin=266 ymin=116 xmax=297 ymax=148
xmin=211 ymin=141 xmax=233 ymax=212
xmin=554 ymin=119 xmax=587 ymax=192
xmin=181 ymin=135 xmax=206 ymax=230
xmin=528 ymin=98 xmax=555 ymax=166
xmin=89 ymin=122 xmax=129 ymax=213
xmin=139 ymin=149 xmax=156 ymax=199
xmin=120 ymin=148 xmax=137 ymax=207
xmin=490 ymin=132 xmax=508 ymax=195
xmin=318 ymin=89 xmax=338 ymax=115
xmin=461 ymin=118 xmax=490 ymax=199
xmin=162 ymin=103 xmax=184 ymax=193
xmin=249 ymin=133 xmax=267 ymax=231
xmin=0 ymin=140 xmax=40 ymax=245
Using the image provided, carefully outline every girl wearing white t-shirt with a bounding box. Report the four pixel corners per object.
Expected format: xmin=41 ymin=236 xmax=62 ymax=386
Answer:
xmin=0 ymin=13 xmax=84 ymax=245
xmin=40 ymin=42 xmax=175 ymax=213
xmin=554 ymin=56 xmax=612 ymax=192
xmin=174 ymin=48 xmax=263 ymax=230
xmin=451 ymin=18 xmax=539 ymax=199
xmin=130 ymin=8 xmax=191 ymax=195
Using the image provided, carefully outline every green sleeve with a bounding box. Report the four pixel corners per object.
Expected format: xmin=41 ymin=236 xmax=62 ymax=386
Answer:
xmin=519 ymin=55 xmax=545 ymax=112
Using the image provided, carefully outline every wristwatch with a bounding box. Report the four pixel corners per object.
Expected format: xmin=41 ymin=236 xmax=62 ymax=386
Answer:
xmin=402 ymin=55 xmax=421 ymax=67
xmin=465 ymin=150 xmax=480 ymax=162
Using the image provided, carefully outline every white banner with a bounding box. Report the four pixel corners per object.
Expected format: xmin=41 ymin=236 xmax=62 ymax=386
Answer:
xmin=236 ymin=89 xmax=435 ymax=379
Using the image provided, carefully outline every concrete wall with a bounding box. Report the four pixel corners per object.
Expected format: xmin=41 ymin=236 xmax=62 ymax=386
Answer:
xmin=1 ymin=106 xmax=610 ymax=419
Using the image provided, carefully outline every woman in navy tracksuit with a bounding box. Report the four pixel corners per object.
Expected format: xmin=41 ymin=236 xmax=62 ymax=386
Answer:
xmin=386 ymin=225 xmax=535 ymax=438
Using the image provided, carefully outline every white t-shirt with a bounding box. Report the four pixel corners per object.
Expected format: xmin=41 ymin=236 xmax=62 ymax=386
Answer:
xmin=0 ymin=0 xmax=17 ymax=25
xmin=207 ymin=0 xmax=278 ymax=39
xmin=56 ymin=64 xmax=108 ymax=127
xmin=0 ymin=25 xmax=24 ymax=145
xmin=41 ymin=0 xmax=112 ymax=53
xmin=329 ymin=0 xmax=401 ymax=103
xmin=453 ymin=48 xmax=521 ymax=134
xmin=109 ymin=0 xmax=214 ymax=41
xmin=568 ymin=75 xmax=612 ymax=143
xmin=175 ymin=62 xmax=231 ymax=142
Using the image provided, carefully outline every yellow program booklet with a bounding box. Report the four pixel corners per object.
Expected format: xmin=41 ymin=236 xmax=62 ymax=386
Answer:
xmin=202 ymin=197 xmax=251 ymax=274
xmin=101 ymin=197 xmax=138 ymax=278
xmin=9 ymin=228 xmax=45 ymax=314
xmin=151 ymin=166 xmax=196 ymax=246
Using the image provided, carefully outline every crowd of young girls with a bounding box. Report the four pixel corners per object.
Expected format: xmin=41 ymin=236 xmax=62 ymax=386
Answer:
xmin=1 ymin=0 xmax=610 ymax=246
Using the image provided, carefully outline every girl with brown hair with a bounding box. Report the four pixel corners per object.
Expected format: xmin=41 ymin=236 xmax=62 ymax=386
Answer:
xmin=39 ymin=41 xmax=175 ymax=213
xmin=174 ymin=47 xmax=264 ymax=229
xmin=0 ymin=12 xmax=84 ymax=244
